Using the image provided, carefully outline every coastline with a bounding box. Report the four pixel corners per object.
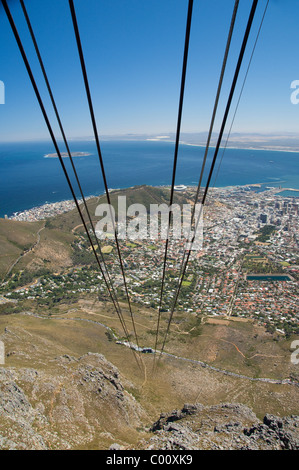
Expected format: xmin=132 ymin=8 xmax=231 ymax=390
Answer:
xmin=1 ymin=141 xmax=298 ymax=221
xmin=8 ymin=195 xmax=95 ymax=222
xmin=182 ymin=142 xmax=299 ymax=154
xmin=146 ymin=138 xmax=299 ymax=154
xmin=6 ymin=183 xmax=299 ymax=223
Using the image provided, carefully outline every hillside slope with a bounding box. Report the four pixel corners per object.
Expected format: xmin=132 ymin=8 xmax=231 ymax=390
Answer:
xmin=0 ymin=219 xmax=44 ymax=278
xmin=0 ymin=326 xmax=146 ymax=450
xmin=0 ymin=308 xmax=298 ymax=450
xmin=0 ymin=185 xmax=191 ymax=280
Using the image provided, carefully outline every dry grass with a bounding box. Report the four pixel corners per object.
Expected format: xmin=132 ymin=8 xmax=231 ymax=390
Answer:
xmin=1 ymin=297 xmax=298 ymax=427
xmin=0 ymin=219 xmax=44 ymax=277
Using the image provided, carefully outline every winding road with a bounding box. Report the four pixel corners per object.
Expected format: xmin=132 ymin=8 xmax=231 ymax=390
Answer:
xmin=19 ymin=311 xmax=298 ymax=388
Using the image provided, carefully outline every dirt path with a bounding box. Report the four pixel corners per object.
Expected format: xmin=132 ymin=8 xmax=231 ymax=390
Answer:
xmin=18 ymin=311 xmax=298 ymax=387
xmin=199 ymin=334 xmax=284 ymax=361
xmin=5 ymin=224 xmax=45 ymax=277
xmin=82 ymin=307 xmax=155 ymax=331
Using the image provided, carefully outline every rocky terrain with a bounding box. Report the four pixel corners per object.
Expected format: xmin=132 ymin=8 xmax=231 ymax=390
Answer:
xmin=0 ymin=352 xmax=146 ymax=450
xmin=133 ymin=403 xmax=299 ymax=450
xmin=1 ymin=348 xmax=298 ymax=450
xmin=0 ymin=279 xmax=298 ymax=450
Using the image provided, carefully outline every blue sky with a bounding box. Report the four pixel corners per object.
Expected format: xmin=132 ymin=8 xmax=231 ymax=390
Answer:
xmin=0 ymin=0 xmax=298 ymax=141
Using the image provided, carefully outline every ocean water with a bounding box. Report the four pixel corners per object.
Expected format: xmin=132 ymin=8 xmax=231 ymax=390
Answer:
xmin=0 ymin=140 xmax=298 ymax=218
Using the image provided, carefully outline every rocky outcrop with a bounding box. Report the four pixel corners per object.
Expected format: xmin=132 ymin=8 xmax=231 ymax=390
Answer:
xmin=1 ymin=328 xmax=298 ymax=451
xmin=0 ymin=353 xmax=145 ymax=450
xmin=139 ymin=403 xmax=299 ymax=450
xmin=243 ymin=414 xmax=299 ymax=450
xmin=1 ymin=358 xmax=298 ymax=451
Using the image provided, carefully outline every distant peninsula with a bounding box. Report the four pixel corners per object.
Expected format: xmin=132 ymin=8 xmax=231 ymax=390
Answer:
xmin=44 ymin=151 xmax=92 ymax=158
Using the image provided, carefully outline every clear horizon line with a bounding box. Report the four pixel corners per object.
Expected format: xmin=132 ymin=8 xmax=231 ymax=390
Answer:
xmin=1 ymin=129 xmax=299 ymax=144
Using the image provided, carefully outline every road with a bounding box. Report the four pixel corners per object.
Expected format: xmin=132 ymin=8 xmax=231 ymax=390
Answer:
xmin=5 ymin=224 xmax=45 ymax=277
xmin=19 ymin=311 xmax=298 ymax=388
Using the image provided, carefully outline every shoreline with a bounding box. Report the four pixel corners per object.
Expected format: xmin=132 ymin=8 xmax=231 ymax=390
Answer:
xmin=5 ymin=183 xmax=299 ymax=222
xmin=145 ymin=138 xmax=299 ymax=154
xmin=7 ymin=195 xmax=95 ymax=222
xmin=183 ymin=142 xmax=299 ymax=154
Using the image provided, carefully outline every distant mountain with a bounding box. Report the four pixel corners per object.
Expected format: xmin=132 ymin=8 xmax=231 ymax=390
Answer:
xmin=0 ymin=184 xmax=298 ymax=451
xmin=0 ymin=185 xmax=190 ymax=280
xmin=70 ymin=132 xmax=299 ymax=152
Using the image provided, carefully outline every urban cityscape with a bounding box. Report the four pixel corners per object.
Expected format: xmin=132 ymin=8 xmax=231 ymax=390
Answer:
xmin=2 ymin=184 xmax=298 ymax=337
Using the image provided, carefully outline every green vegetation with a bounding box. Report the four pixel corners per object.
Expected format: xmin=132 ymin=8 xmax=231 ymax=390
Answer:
xmin=0 ymin=267 xmax=51 ymax=293
xmin=0 ymin=302 xmax=24 ymax=315
xmin=187 ymin=315 xmax=202 ymax=337
xmin=243 ymin=250 xmax=283 ymax=274
xmin=71 ymin=244 xmax=97 ymax=266
xmin=46 ymin=185 xmax=190 ymax=232
xmin=0 ymin=185 xmax=297 ymax=345
xmin=256 ymin=224 xmax=276 ymax=242
xmin=0 ymin=184 xmax=298 ymax=448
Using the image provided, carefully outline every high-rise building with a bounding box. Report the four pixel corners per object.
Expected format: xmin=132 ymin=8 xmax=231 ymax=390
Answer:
xmin=260 ymin=214 xmax=267 ymax=224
